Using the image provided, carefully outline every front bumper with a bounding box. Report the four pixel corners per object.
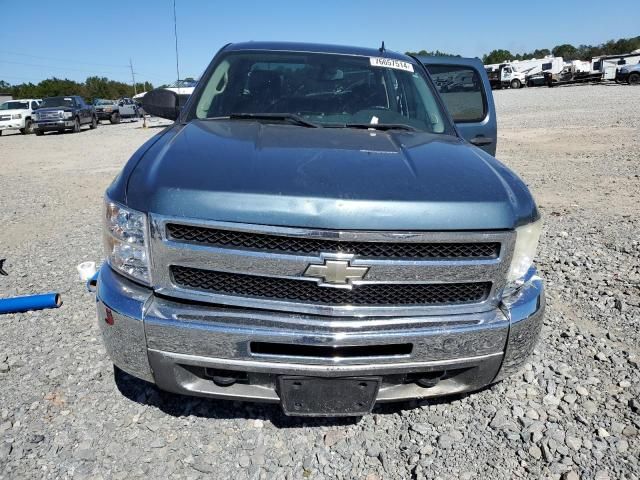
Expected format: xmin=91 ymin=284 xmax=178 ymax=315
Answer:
xmin=33 ymin=119 xmax=75 ymax=130
xmin=96 ymin=265 xmax=544 ymax=404
xmin=96 ymin=111 xmax=114 ymax=120
xmin=0 ymin=119 xmax=25 ymax=131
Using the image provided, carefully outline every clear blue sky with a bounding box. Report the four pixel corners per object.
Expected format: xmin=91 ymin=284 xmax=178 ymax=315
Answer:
xmin=1 ymin=0 xmax=638 ymax=86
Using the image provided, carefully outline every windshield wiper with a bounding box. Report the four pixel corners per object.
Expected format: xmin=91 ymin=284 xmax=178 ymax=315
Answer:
xmin=222 ymin=113 xmax=320 ymax=128
xmin=342 ymin=123 xmax=418 ymax=132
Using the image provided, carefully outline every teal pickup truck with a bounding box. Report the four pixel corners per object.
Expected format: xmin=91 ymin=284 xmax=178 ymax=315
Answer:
xmin=95 ymin=42 xmax=544 ymax=417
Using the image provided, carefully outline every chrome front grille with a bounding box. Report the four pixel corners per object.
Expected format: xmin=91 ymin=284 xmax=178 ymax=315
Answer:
xmin=149 ymin=216 xmax=515 ymax=317
xmin=166 ymin=223 xmax=501 ymax=259
xmin=40 ymin=111 xmax=61 ymax=119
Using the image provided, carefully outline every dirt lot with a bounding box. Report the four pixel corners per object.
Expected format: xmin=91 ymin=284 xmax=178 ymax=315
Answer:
xmin=1 ymin=85 xmax=639 ymax=480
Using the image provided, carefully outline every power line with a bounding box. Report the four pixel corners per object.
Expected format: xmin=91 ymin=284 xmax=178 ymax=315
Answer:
xmin=0 ymin=59 xmax=127 ymax=76
xmin=0 ymin=50 xmax=130 ymax=69
xmin=173 ymin=0 xmax=181 ymax=83
xmin=0 ymin=60 xmax=168 ymax=84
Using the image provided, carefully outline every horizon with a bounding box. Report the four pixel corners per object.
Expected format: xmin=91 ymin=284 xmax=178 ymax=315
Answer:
xmin=1 ymin=0 xmax=638 ymax=86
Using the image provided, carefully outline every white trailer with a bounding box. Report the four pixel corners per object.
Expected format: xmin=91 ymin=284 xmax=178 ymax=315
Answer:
xmin=591 ymin=52 xmax=640 ymax=80
xmin=485 ymin=56 xmax=564 ymax=89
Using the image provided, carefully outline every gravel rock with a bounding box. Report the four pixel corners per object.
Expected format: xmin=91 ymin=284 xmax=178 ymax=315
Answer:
xmin=528 ymin=445 xmax=542 ymax=460
xmin=562 ymin=472 xmax=580 ymax=480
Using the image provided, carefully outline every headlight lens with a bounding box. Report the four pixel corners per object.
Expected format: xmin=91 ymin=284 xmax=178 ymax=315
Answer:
xmin=506 ymin=218 xmax=543 ymax=286
xmin=32 ymin=113 xmax=39 ymax=120
xmin=104 ymin=199 xmax=151 ymax=285
xmin=12 ymin=114 xmax=22 ymax=119
xmin=63 ymin=111 xmax=73 ymax=119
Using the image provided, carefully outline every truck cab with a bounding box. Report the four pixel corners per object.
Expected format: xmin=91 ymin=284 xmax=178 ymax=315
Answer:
xmin=486 ymin=64 xmax=527 ymax=89
xmin=96 ymin=42 xmax=544 ymax=416
xmin=0 ymin=98 xmax=41 ymax=135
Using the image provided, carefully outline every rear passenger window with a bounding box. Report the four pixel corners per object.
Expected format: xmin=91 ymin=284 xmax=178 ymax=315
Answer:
xmin=425 ymin=65 xmax=487 ymax=123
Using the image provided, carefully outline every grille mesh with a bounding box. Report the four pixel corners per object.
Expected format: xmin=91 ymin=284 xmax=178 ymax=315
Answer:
xmin=171 ymin=266 xmax=491 ymax=306
xmin=166 ymin=224 xmax=500 ymax=259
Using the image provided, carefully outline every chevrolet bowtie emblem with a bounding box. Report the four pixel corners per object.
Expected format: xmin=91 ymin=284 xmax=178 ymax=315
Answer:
xmin=303 ymin=259 xmax=369 ymax=286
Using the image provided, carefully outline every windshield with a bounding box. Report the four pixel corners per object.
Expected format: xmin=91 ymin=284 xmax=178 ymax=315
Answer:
xmin=40 ymin=97 xmax=75 ymax=108
xmin=94 ymin=99 xmax=114 ymax=105
xmin=194 ymin=51 xmax=449 ymax=133
xmin=0 ymin=101 xmax=29 ymax=110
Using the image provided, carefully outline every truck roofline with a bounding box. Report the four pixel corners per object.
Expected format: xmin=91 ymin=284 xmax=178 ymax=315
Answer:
xmin=222 ymin=41 xmax=413 ymax=62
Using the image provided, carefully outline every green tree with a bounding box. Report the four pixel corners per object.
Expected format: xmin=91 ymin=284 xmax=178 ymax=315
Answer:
xmin=551 ymin=44 xmax=579 ymax=60
xmin=482 ymin=49 xmax=513 ymax=64
xmin=405 ymin=49 xmax=460 ymax=57
xmin=3 ymin=76 xmax=154 ymax=102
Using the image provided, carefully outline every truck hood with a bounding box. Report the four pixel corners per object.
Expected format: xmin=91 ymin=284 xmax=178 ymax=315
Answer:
xmin=123 ymin=120 xmax=538 ymax=230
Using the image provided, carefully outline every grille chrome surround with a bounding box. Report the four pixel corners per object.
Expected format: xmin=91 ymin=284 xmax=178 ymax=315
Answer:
xmin=166 ymin=223 xmax=500 ymax=259
xmin=171 ymin=266 xmax=491 ymax=306
xmin=149 ymin=215 xmax=516 ymax=317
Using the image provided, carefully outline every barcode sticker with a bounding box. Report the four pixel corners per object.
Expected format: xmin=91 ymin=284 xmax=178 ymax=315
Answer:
xmin=369 ymin=57 xmax=414 ymax=72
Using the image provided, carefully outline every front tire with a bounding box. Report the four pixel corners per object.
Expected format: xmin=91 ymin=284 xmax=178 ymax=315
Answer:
xmin=89 ymin=116 xmax=97 ymax=129
xmin=510 ymin=79 xmax=521 ymax=89
xmin=629 ymin=73 xmax=640 ymax=85
xmin=20 ymin=119 xmax=33 ymax=135
xmin=110 ymin=112 xmax=121 ymax=124
xmin=34 ymin=129 xmax=43 ymax=136
xmin=72 ymin=117 xmax=81 ymax=133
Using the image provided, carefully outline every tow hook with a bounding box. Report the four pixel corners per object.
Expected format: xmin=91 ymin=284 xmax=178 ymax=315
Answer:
xmin=416 ymin=371 xmax=446 ymax=388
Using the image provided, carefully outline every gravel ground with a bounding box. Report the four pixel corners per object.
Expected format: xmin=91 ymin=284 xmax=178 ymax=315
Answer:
xmin=1 ymin=85 xmax=639 ymax=480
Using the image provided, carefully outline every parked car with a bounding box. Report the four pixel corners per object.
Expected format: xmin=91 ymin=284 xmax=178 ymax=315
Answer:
xmin=96 ymin=42 xmax=544 ymax=417
xmin=94 ymin=98 xmax=139 ymax=124
xmin=33 ymin=96 xmax=97 ymax=135
xmin=0 ymin=98 xmax=41 ymax=136
xmin=616 ymin=62 xmax=640 ymax=85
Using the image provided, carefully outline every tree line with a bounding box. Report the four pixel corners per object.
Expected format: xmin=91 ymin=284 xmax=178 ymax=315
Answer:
xmin=405 ymin=35 xmax=640 ymax=65
xmin=482 ymin=35 xmax=640 ymax=64
xmin=0 ymin=77 xmax=154 ymax=102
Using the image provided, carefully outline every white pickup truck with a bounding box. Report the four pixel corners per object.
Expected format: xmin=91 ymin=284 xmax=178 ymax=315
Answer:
xmin=0 ymin=98 xmax=41 ymax=135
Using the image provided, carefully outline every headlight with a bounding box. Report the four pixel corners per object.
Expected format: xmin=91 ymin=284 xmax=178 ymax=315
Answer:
xmin=103 ymin=199 xmax=151 ymax=285
xmin=32 ymin=113 xmax=39 ymax=120
xmin=63 ymin=112 xmax=73 ymax=119
xmin=506 ymin=218 xmax=543 ymax=290
xmin=12 ymin=114 xmax=22 ymax=119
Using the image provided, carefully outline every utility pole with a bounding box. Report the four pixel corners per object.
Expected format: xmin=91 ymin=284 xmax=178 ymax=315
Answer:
xmin=129 ymin=58 xmax=137 ymax=96
xmin=173 ymin=0 xmax=180 ymax=84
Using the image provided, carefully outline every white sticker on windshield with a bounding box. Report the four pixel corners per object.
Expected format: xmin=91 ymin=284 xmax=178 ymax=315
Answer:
xmin=369 ymin=57 xmax=414 ymax=72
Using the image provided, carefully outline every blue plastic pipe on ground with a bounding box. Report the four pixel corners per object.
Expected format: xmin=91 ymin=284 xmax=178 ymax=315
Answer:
xmin=0 ymin=293 xmax=62 ymax=315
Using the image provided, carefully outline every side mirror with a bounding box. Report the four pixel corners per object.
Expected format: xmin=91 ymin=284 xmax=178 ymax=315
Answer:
xmin=142 ymin=89 xmax=179 ymax=121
